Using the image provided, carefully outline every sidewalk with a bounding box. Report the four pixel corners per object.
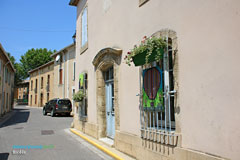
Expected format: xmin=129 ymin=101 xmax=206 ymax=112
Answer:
xmin=0 ymin=110 xmax=16 ymax=127
xmin=69 ymin=128 xmax=136 ymax=160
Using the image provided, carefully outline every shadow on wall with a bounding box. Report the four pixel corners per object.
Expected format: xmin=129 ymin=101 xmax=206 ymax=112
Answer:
xmin=0 ymin=108 xmax=30 ymax=128
xmin=0 ymin=153 xmax=9 ymax=160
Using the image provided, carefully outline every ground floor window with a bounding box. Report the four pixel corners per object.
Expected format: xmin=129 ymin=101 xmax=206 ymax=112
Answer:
xmin=78 ymin=73 xmax=88 ymax=120
xmin=140 ymin=36 xmax=177 ymax=145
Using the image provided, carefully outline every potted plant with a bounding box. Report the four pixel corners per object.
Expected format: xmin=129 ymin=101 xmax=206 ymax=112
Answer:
xmin=124 ymin=36 xmax=167 ymax=66
xmin=73 ymin=89 xmax=86 ymax=105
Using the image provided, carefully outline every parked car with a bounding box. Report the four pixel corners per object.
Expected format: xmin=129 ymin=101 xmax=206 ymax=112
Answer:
xmin=43 ymin=98 xmax=72 ymax=117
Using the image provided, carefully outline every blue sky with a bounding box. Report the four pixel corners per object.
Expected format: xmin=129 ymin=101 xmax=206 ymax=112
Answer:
xmin=0 ymin=0 xmax=76 ymax=62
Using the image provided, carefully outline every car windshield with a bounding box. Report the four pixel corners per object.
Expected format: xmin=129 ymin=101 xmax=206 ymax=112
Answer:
xmin=58 ymin=100 xmax=71 ymax=105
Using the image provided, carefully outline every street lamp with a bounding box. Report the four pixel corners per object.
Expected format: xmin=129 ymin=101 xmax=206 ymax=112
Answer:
xmin=72 ymin=32 xmax=76 ymax=43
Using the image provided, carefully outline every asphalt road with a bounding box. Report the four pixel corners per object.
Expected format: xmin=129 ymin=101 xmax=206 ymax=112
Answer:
xmin=0 ymin=105 xmax=113 ymax=160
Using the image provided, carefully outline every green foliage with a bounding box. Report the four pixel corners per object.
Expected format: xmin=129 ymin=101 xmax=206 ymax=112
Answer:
xmin=124 ymin=36 xmax=167 ymax=66
xmin=7 ymin=48 xmax=56 ymax=85
xmin=7 ymin=52 xmax=21 ymax=84
xmin=20 ymin=48 xmax=56 ymax=78
xmin=73 ymin=89 xmax=86 ymax=102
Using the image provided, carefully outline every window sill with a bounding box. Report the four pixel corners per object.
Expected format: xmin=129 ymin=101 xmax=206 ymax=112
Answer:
xmin=80 ymin=42 xmax=88 ymax=55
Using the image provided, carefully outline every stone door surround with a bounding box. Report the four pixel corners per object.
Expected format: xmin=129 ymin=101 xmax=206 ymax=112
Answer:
xmin=92 ymin=47 xmax=122 ymax=139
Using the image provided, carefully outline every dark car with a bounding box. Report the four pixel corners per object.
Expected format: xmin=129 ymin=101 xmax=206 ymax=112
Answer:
xmin=43 ymin=98 xmax=72 ymax=117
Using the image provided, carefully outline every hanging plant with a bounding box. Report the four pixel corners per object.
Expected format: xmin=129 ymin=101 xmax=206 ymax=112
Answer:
xmin=124 ymin=36 xmax=167 ymax=66
xmin=73 ymin=89 xmax=86 ymax=102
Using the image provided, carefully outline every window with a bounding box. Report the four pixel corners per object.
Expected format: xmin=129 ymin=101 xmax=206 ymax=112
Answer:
xmin=35 ymin=79 xmax=38 ymax=93
xmin=31 ymin=80 xmax=33 ymax=91
xmin=47 ymin=75 xmax=50 ymax=91
xmin=73 ymin=62 xmax=76 ymax=81
xmin=140 ymin=37 xmax=176 ymax=144
xmin=47 ymin=75 xmax=50 ymax=85
xmin=5 ymin=68 xmax=8 ymax=83
xmin=47 ymin=93 xmax=49 ymax=102
xmin=79 ymin=73 xmax=88 ymax=119
xmin=81 ymin=7 xmax=88 ymax=48
xmin=8 ymin=71 xmax=10 ymax=85
xmin=0 ymin=60 xmax=2 ymax=72
xmin=59 ymin=69 xmax=63 ymax=84
xmin=41 ymin=77 xmax=43 ymax=89
xmin=35 ymin=94 xmax=37 ymax=104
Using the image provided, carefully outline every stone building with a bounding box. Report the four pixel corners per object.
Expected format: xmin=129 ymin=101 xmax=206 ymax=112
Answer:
xmin=69 ymin=0 xmax=240 ymax=160
xmin=28 ymin=61 xmax=54 ymax=107
xmin=14 ymin=80 xmax=29 ymax=105
xmin=51 ymin=43 xmax=76 ymax=106
xmin=0 ymin=43 xmax=15 ymax=117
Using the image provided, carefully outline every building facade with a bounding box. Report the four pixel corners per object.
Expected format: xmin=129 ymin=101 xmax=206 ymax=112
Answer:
xmin=51 ymin=43 xmax=76 ymax=105
xmin=69 ymin=0 xmax=240 ymax=160
xmin=0 ymin=44 xmax=15 ymax=117
xmin=28 ymin=61 xmax=54 ymax=107
xmin=14 ymin=80 xmax=29 ymax=105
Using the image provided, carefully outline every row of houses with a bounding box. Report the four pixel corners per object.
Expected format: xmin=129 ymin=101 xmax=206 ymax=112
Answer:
xmin=26 ymin=0 xmax=240 ymax=160
xmin=27 ymin=43 xmax=75 ymax=108
xmin=0 ymin=44 xmax=15 ymax=117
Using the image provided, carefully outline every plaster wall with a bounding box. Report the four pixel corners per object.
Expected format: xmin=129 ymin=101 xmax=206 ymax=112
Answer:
xmin=74 ymin=0 xmax=240 ymax=159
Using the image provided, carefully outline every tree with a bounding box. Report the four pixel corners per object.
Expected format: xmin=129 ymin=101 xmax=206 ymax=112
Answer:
xmin=19 ymin=48 xmax=56 ymax=79
xmin=7 ymin=48 xmax=56 ymax=84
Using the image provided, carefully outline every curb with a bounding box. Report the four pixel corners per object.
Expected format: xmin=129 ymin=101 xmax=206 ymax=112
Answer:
xmin=70 ymin=128 xmax=124 ymax=160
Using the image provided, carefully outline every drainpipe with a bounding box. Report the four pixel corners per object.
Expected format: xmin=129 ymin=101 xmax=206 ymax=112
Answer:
xmin=1 ymin=61 xmax=10 ymax=115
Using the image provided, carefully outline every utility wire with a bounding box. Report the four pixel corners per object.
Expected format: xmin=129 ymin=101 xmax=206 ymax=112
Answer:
xmin=0 ymin=27 xmax=74 ymax=33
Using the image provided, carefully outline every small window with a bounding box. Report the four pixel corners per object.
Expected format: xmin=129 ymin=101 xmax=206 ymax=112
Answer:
xmin=41 ymin=77 xmax=43 ymax=89
xmin=47 ymin=93 xmax=49 ymax=102
xmin=31 ymin=80 xmax=33 ymax=91
xmin=73 ymin=62 xmax=76 ymax=81
xmin=81 ymin=7 xmax=88 ymax=47
xmin=35 ymin=95 xmax=37 ymax=104
xmin=35 ymin=79 xmax=38 ymax=90
xmin=5 ymin=68 xmax=8 ymax=83
xmin=59 ymin=69 xmax=63 ymax=84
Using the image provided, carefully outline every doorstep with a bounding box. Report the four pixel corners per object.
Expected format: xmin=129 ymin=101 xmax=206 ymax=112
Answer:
xmin=99 ymin=137 xmax=114 ymax=147
xmin=70 ymin=128 xmax=135 ymax=160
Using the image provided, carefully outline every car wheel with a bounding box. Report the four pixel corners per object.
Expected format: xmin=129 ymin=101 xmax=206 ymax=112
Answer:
xmin=43 ymin=108 xmax=47 ymax=116
xmin=50 ymin=109 xmax=55 ymax=117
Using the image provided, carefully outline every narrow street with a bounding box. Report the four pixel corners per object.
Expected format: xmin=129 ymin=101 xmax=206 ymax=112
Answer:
xmin=0 ymin=105 xmax=113 ymax=160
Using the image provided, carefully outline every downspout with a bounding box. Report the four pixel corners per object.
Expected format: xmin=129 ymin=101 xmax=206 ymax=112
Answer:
xmin=1 ymin=61 xmax=10 ymax=115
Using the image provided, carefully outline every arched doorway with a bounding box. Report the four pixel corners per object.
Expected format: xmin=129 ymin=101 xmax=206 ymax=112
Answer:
xmin=92 ymin=48 xmax=122 ymax=139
